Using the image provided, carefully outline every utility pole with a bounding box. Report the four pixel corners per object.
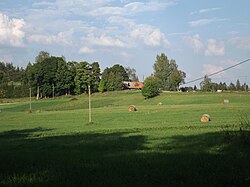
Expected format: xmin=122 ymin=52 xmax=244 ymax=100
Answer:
xmin=88 ymin=84 xmax=92 ymax=123
xmin=29 ymin=88 xmax=32 ymax=112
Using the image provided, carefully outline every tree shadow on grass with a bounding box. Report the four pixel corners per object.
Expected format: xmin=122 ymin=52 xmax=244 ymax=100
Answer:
xmin=0 ymin=128 xmax=250 ymax=187
xmin=0 ymin=127 xmax=53 ymax=139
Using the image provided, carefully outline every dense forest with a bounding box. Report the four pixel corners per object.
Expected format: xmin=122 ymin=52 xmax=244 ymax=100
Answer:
xmin=0 ymin=51 xmax=248 ymax=98
xmin=0 ymin=51 xmax=132 ymax=98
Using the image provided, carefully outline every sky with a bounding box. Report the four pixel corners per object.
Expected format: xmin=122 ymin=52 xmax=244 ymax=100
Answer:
xmin=1 ymin=0 xmax=250 ymax=86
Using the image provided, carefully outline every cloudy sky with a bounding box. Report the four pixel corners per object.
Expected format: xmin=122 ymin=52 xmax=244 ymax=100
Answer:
xmin=1 ymin=0 xmax=250 ymax=86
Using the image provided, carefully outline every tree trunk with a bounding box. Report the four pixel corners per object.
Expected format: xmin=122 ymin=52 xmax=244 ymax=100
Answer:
xmin=36 ymin=86 xmax=39 ymax=100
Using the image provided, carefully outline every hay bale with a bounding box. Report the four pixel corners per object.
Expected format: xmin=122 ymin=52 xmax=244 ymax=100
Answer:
xmin=223 ymin=99 xmax=229 ymax=104
xmin=128 ymin=105 xmax=137 ymax=112
xmin=201 ymin=114 xmax=210 ymax=122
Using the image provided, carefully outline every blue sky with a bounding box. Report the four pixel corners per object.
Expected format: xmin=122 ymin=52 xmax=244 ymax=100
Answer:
xmin=1 ymin=0 xmax=250 ymax=86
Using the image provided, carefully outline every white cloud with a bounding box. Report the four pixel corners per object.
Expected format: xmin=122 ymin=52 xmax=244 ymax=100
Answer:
xmin=108 ymin=16 xmax=134 ymax=27
xmin=205 ymin=39 xmax=225 ymax=56
xmin=184 ymin=34 xmax=203 ymax=53
xmin=124 ymin=1 xmax=170 ymax=13
xmin=184 ymin=35 xmax=225 ymax=56
xmin=32 ymin=1 xmax=54 ymax=7
xmin=202 ymin=64 xmax=224 ymax=75
xmin=108 ymin=16 xmax=170 ymax=48
xmin=82 ymin=34 xmax=128 ymax=48
xmin=28 ymin=34 xmax=53 ymax=44
xmin=89 ymin=6 xmax=124 ymax=16
xmin=189 ymin=18 xmax=228 ymax=27
xmin=229 ymin=36 xmax=250 ymax=50
xmin=28 ymin=29 xmax=74 ymax=46
xmin=0 ymin=12 xmax=26 ymax=47
xmin=130 ymin=24 xmax=170 ymax=48
xmin=79 ymin=47 xmax=95 ymax=54
xmin=190 ymin=7 xmax=222 ymax=15
xmin=59 ymin=0 xmax=174 ymax=17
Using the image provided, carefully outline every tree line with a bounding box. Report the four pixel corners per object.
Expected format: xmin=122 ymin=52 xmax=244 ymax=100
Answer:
xmin=0 ymin=51 xmax=140 ymax=98
xmin=0 ymin=62 xmax=26 ymax=98
xmin=199 ymin=75 xmax=249 ymax=92
xmin=4 ymin=51 xmax=245 ymax=99
xmin=0 ymin=52 xmax=187 ymax=99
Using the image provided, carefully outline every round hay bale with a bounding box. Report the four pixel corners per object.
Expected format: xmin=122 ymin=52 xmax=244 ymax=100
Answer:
xmin=128 ymin=105 xmax=137 ymax=112
xmin=201 ymin=114 xmax=210 ymax=122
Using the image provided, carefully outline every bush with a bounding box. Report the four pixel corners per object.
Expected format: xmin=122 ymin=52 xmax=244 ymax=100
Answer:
xmin=222 ymin=113 xmax=250 ymax=145
xmin=142 ymin=76 xmax=161 ymax=99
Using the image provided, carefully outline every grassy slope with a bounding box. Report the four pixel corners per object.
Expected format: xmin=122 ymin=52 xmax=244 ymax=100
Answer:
xmin=0 ymin=91 xmax=250 ymax=186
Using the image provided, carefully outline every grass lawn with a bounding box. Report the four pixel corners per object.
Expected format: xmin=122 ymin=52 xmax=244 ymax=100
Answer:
xmin=0 ymin=91 xmax=250 ymax=186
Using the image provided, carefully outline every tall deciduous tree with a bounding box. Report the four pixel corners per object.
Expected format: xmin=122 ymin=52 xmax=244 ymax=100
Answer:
xmin=74 ymin=61 xmax=89 ymax=94
xmin=55 ymin=60 xmax=69 ymax=95
xmin=98 ymin=67 xmax=110 ymax=92
xmin=35 ymin=51 xmax=50 ymax=64
xmin=66 ymin=61 xmax=77 ymax=95
xmin=153 ymin=53 xmax=186 ymax=91
xmin=142 ymin=76 xmax=161 ymax=99
xmin=90 ymin=62 xmax=101 ymax=93
xmin=40 ymin=57 xmax=64 ymax=97
xmin=99 ymin=64 xmax=129 ymax=92
xmin=125 ymin=67 xmax=139 ymax=82
xmin=74 ymin=61 xmax=101 ymax=94
xmin=200 ymin=75 xmax=212 ymax=91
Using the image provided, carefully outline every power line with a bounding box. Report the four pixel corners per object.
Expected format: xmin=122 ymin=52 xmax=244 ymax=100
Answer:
xmin=181 ymin=58 xmax=250 ymax=86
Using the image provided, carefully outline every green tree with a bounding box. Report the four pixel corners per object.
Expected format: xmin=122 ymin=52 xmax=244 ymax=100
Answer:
xmin=66 ymin=61 xmax=77 ymax=95
xmin=24 ymin=62 xmax=43 ymax=98
xmin=194 ymin=85 xmax=197 ymax=91
xmin=125 ymin=67 xmax=139 ymax=82
xmin=30 ymin=51 xmax=51 ymax=99
xmin=228 ymin=82 xmax=236 ymax=91
xmin=74 ymin=61 xmax=101 ymax=94
xmin=0 ymin=70 xmax=8 ymax=83
xmin=35 ymin=51 xmax=50 ymax=64
xmin=142 ymin=76 xmax=161 ymax=99
xmin=98 ymin=67 xmax=110 ymax=92
xmin=40 ymin=57 xmax=63 ymax=97
xmin=236 ymin=79 xmax=241 ymax=91
xmin=98 ymin=79 xmax=105 ymax=92
xmin=153 ymin=53 xmax=186 ymax=91
xmin=90 ymin=62 xmax=101 ymax=92
xmin=74 ymin=61 xmax=89 ymax=94
xmin=107 ymin=71 xmax=119 ymax=91
xmin=200 ymin=75 xmax=212 ymax=91
xmin=0 ymin=62 xmax=27 ymax=98
xmin=99 ymin=64 xmax=129 ymax=92
xmin=55 ymin=59 xmax=69 ymax=95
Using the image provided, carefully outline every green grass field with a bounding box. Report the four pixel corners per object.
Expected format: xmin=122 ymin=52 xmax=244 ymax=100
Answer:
xmin=0 ymin=91 xmax=250 ymax=186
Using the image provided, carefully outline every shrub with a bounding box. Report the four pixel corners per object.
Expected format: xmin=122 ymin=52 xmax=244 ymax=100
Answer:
xmin=222 ymin=113 xmax=250 ymax=145
xmin=142 ymin=76 xmax=161 ymax=99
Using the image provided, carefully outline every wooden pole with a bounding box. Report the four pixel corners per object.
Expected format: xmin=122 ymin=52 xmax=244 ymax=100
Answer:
xmin=88 ymin=84 xmax=92 ymax=123
xmin=29 ymin=88 xmax=32 ymax=112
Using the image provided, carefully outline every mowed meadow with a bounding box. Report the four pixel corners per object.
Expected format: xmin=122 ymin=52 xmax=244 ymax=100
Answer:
xmin=0 ymin=91 xmax=250 ymax=186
